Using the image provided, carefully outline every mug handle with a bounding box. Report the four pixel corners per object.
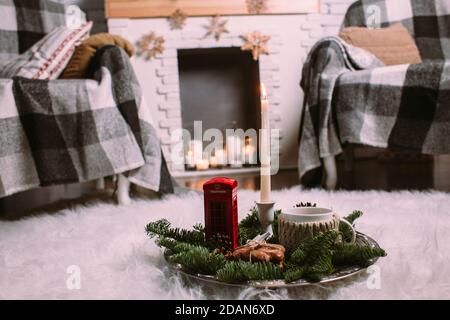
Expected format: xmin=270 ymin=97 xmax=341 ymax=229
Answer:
xmin=337 ymin=217 xmax=357 ymax=244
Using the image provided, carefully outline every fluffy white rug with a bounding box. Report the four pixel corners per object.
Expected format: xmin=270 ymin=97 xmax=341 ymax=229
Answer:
xmin=0 ymin=187 xmax=449 ymax=300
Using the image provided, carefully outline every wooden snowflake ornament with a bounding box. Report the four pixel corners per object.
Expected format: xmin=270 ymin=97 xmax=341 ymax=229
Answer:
xmin=203 ymin=15 xmax=229 ymax=41
xmin=246 ymin=0 xmax=268 ymax=14
xmin=168 ymin=9 xmax=187 ymax=30
xmin=136 ymin=32 xmax=165 ymax=60
xmin=240 ymin=31 xmax=271 ymax=61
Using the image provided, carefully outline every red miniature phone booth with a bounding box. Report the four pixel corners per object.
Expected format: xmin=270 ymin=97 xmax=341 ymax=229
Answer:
xmin=203 ymin=177 xmax=239 ymax=250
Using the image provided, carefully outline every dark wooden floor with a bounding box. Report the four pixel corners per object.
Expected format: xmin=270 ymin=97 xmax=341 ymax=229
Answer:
xmin=177 ymin=155 xmax=450 ymax=192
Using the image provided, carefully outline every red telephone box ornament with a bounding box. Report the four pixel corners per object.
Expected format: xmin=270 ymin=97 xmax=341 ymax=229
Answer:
xmin=203 ymin=177 xmax=239 ymax=250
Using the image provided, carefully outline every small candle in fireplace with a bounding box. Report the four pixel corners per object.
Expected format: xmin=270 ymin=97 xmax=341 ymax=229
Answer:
xmin=227 ymin=135 xmax=243 ymax=168
xmin=209 ymin=155 xmax=219 ymax=168
xmin=196 ymin=159 xmax=210 ymax=171
xmin=244 ymin=137 xmax=257 ymax=165
xmin=216 ymin=148 xmax=226 ymax=166
xmin=185 ymin=150 xmax=195 ymax=170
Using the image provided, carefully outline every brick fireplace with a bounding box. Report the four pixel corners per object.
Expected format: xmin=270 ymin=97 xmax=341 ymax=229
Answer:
xmin=107 ymin=0 xmax=355 ymax=176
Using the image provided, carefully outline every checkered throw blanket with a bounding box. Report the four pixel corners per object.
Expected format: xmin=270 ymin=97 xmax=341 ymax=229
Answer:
xmin=0 ymin=45 xmax=173 ymax=198
xmin=0 ymin=0 xmax=70 ymax=66
xmin=298 ymin=0 xmax=450 ymax=180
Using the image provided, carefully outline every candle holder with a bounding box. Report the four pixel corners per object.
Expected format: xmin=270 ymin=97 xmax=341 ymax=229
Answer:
xmin=256 ymin=201 xmax=275 ymax=234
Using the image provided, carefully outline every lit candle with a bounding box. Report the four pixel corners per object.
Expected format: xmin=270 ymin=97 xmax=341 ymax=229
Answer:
xmin=185 ymin=149 xmax=195 ymax=170
xmin=216 ymin=148 xmax=225 ymax=166
xmin=209 ymin=155 xmax=219 ymax=168
xmin=227 ymin=135 xmax=243 ymax=168
xmin=196 ymin=159 xmax=210 ymax=171
xmin=185 ymin=140 xmax=202 ymax=170
xmin=260 ymin=83 xmax=271 ymax=203
xmin=244 ymin=137 xmax=257 ymax=165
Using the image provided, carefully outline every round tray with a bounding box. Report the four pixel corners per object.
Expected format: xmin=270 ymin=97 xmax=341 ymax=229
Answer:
xmin=164 ymin=232 xmax=381 ymax=289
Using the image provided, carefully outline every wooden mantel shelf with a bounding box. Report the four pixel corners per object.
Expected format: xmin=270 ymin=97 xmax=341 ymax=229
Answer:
xmin=105 ymin=0 xmax=320 ymax=19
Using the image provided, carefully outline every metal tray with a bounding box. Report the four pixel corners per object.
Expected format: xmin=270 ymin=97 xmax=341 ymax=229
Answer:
xmin=164 ymin=232 xmax=381 ymax=289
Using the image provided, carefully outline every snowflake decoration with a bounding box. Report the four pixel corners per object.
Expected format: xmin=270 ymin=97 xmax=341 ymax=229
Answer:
xmin=240 ymin=31 xmax=271 ymax=61
xmin=246 ymin=0 xmax=268 ymax=14
xmin=203 ymin=15 xmax=229 ymax=41
xmin=136 ymin=32 xmax=165 ymax=60
xmin=168 ymin=9 xmax=187 ymax=30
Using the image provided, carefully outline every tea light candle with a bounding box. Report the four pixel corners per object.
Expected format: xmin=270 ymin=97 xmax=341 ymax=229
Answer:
xmin=244 ymin=137 xmax=257 ymax=165
xmin=216 ymin=148 xmax=226 ymax=166
xmin=209 ymin=155 xmax=219 ymax=168
xmin=196 ymin=159 xmax=210 ymax=171
xmin=227 ymin=135 xmax=243 ymax=168
xmin=185 ymin=149 xmax=195 ymax=170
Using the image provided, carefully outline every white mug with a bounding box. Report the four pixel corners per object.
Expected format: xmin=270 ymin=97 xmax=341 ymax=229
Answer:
xmin=280 ymin=207 xmax=356 ymax=243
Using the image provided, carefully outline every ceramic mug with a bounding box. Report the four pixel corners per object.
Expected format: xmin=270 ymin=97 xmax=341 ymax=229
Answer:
xmin=280 ymin=207 xmax=356 ymax=243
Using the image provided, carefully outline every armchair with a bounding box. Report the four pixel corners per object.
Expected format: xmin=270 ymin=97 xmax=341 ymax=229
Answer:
xmin=299 ymin=0 xmax=450 ymax=189
xmin=0 ymin=0 xmax=173 ymax=206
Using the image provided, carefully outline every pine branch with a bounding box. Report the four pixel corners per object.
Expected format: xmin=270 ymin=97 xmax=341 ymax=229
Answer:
xmin=339 ymin=210 xmax=363 ymax=242
xmin=146 ymin=219 xmax=205 ymax=245
xmin=285 ymin=231 xmax=339 ymax=282
xmin=170 ymin=246 xmax=226 ymax=275
xmin=291 ymin=230 xmax=339 ymax=266
xmin=238 ymin=207 xmax=262 ymax=245
xmin=284 ymin=267 xmax=304 ymax=283
xmin=333 ymin=243 xmax=387 ymax=267
xmin=216 ymin=260 xmax=283 ymax=283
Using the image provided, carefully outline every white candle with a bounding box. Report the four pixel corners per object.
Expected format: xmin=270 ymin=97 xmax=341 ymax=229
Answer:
xmin=216 ymin=148 xmax=225 ymax=166
xmin=260 ymin=83 xmax=271 ymax=203
xmin=185 ymin=149 xmax=195 ymax=170
xmin=209 ymin=155 xmax=219 ymax=168
xmin=244 ymin=137 xmax=257 ymax=165
xmin=227 ymin=135 xmax=243 ymax=168
xmin=185 ymin=140 xmax=202 ymax=170
xmin=196 ymin=159 xmax=210 ymax=171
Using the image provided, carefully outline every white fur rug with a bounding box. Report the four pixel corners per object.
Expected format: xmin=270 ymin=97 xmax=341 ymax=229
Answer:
xmin=1 ymin=187 xmax=449 ymax=300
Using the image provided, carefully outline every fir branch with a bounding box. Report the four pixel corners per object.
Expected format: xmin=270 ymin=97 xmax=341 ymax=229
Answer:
xmin=146 ymin=219 xmax=205 ymax=245
xmin=156 ymin=237 xmax=179 ymax=252
xmin=238 ymin=207 xmax=262 ymax=245
xmin=285 ymin=231 xmax=339 ymax=282
xmin=284 ymin=267 xmax=304 ymax=283
xmin=333 ymin=243 xmax=387 ymax=267
xmin=291 ymin=230 xmax=339 ymax=266
xmin=339 ymin=210 xmax=363 ymax=242
xmin=238 ymin=207 xmax=281 ymax=245
xmin=216 ymin=261 xmax=283 ymax=283
xmin=170 ymin=246 xmax=226 ymax=275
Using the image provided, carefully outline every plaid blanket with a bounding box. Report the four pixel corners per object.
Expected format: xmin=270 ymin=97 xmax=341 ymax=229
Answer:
xmin=0 ymin=45 xmax=173 ymax=198
xmin=343 ymin=0 xmax=450 ymax=60
xmin=299 ymin=0 xmax=450 ymax=180
xmin=298 ymin=37 xmax=385 ymax=177
xmin=0 ymin=0 xmax=70 ymax=66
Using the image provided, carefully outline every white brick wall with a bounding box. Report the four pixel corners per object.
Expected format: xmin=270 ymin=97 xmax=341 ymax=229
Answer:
xmin=300 ymin=0 xmax=355 ymax=54
xmin=109 ymin=0 xmax=356 ymax=174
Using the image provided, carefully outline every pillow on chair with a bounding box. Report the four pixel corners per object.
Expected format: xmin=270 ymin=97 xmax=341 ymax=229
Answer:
xmin=339 ymin=23 xmax=422 ymax=65
xmin=0 ymin=22 xmax=93 ymax=80
xmin=59 ymin=33 xmax=135 ymax=79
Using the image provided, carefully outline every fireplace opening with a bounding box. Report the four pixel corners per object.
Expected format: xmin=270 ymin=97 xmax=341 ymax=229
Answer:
xmin=178 ymin=47 xmax=261 ymax=171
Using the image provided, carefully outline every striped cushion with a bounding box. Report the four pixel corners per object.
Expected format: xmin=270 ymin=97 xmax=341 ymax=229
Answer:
xmin=0 ymin=21 xmax=92 ymax=80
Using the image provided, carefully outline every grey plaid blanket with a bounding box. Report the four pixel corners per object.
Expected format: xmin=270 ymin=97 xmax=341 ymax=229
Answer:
xmin=299 ymin=0 xmax=450 ymax=180
xmin=0 ymin=46 xmax=173 ymax=198
xmin=298 ymin=37 xmax=385 ymax=176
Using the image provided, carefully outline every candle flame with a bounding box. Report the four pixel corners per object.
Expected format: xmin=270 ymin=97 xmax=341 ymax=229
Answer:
xmin=260 ymin=83 xmax=268 ymax=100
